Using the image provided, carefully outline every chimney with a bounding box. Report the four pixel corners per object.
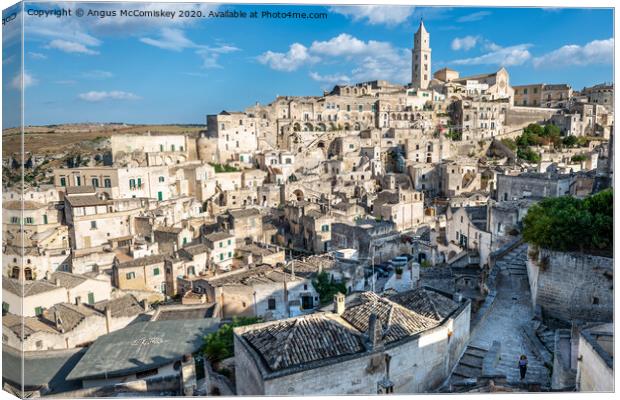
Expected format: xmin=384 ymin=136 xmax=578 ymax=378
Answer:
xmin=54 ymin=310 xmax=65 ymax=333
xmin=142 ymin=299 xmax=150 ymax=311
xmin=333 ymin=292 xmax=345 ymax=315
xmin=45 ymin=271 xmax=52 ymax=281
xmin=368 ymin=313 xmax=382 ymax=350
xmin=173 ymin=242 xmax=178 ymax=253
xmin=104 ymin=306 xmax=112 ymax=333
xmin=453 ymin=292 xmax=463 ymax=303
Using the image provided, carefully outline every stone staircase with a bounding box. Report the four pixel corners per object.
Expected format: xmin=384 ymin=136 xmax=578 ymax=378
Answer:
xmin=449 ymin=345 xmax=488 ymax=383
xmin=495 ymin=243 xmax=528 ymax=278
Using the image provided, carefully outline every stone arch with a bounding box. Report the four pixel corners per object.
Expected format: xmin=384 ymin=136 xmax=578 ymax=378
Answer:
xmin=293 ymin=123 xmax=301 ymax=132
xmin=317 ymin=123 xmax=327 ymax=131
xmin=344 ymin=123 xmax=351 ymax=130
xmin=303 ymin=123 xmax=314 ymax=132
xmin=354 ymin=122 xmax=361 ymax=130
xmin=292 ymin=189 xmax=304 ymax=202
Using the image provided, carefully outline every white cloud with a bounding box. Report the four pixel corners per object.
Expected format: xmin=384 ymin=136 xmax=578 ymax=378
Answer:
xmin=457 ymin=11 xmax=491 ymax=23
xmin=47 ymin=39 xmax=99 ymax=55
xmin=140 ymin=28 xmax=239 ymax=68
xmin=82 ymin=70 xmax=114 ymax=79
xmin=309 ymin=72 xmax=351 ymax=85
xmin=329 ymin=5 xmax=415 ymax=26
xmin=78 ymin=91 xmax=141 ymax=102
xmin=309 ymin=34 xmax=393 ymax=58
xmin=140 ymin=28 xmax=196 ymax=51
xmin=451 ymin=36 xmax=480 ymax=51
xmin=11 ymin=71 xmax=37 ymax=89
xmin=28 ymin=52 xmax=47 ymax=60
xmin=257 ymin=43 xmax=320 ymax=72
xmin=259 ymin=33 xmax=410 ymax=83
xmin=452 ymin=44 xmax=532 ymax=66
xmin=532 ymin=38 xmax=613 ymax=68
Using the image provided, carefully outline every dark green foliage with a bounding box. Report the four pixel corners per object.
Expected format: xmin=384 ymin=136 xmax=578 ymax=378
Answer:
xmin=312 ymin=271 xmax=347 ymax=306
xmin=571 ymin=154 xmax=587 ymax=163
xmin=500 ymin=138 xmax=517 ymax=151
xmin=517 ymin=147 xmax=541 ymax=163
xmin=209 ymin=163 xmax=240 ymax=173
xmin=562 ymin=135 xmax=578 ymax=147
xmin=522 ymin=189 xmax=613 ymax=255
xmin=202 ymin=316 xmax=261 ymax=362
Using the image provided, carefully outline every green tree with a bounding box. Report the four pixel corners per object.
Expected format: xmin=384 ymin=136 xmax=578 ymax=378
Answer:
xmin=312 ymin=271 xmax=347 ymax=306
xmin=522 ymin=190 xmax=612 ymax=255
xmin=500 ymin=138 xmax=517 ymax=151
xmin=202 ymin=316 xmax=261 ymax=364
xmin=563 ymin=135 xmax=578 ymax=147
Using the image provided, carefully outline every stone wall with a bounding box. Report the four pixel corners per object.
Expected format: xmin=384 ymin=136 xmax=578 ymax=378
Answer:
xmin=576 ymin=331 xmax=613 ymax=392
xmin=234 ymin=301 xmax=470 ymax=395
xmin=526 ymin=249 xmax=613 ymax=323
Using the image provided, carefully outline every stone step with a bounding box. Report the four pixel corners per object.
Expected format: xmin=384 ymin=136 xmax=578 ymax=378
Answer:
xmin=465 ymin=345 xmax=489 ymax=357
xmin=453 ymin=364 xmax=482 ymax=379
xmin=460 ymin=354 xmax=484 ymax=369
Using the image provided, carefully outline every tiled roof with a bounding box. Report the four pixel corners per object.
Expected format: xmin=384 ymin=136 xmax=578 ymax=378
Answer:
xmin=3 ymin=200 xmax=47 ymax=210
xmin=117 ymin=254 xmax=167 ymax=269
xmin=41 ymin=303 xmax=98 ymax=332
xmin=2 ymin=314 xmax=57 ymax=339
xmin=91 ymin=294 xmax=144 ymax=318
xmin=2 ymin=276 xmax=62 ymax=297
xmin=238 ymin=288 xmax=462 ymax=374
xmin=65 ymin=186 xmax=96 ymax=195
xmin=65 ymin=194 xmax=107 ymax=207
xmin=241 ymin=314 xmax=365 ymax=371
xmin=50 ymin=272 xmax=88 ymax=289
xmin=207 ymin=265 xmax=300 ymax=287
xmin=205 ymin=232 xmax=234 ymax=242
xmin=341 ymin=292 xmax=440 ymax=343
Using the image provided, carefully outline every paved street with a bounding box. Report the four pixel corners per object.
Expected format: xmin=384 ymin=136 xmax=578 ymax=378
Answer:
xmin=451 ymin=244 xmax=551 ymax=388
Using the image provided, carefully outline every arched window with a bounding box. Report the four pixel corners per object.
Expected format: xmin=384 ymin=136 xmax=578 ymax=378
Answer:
xmin=24 ymin=268 xmax=33 ymax=280
xmin=11 ymin=267 xmax=19 ymax=279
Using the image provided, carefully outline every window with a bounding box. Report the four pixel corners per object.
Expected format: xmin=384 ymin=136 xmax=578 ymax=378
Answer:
xmin=92 ymin=178 xmax=99 ymax=187
xmin=593 ymin=297 xmax=600 ymax=305
xmin=60 ymin=177 xmax=67 ymax=187
xmin=160 ymin=144 xmax=164 ymax=152
xmin=36 ymin=340 xmax=43 ymax=349
xmin=43 ymin=215 xmax=48 ymax=224
xmin=268 ymin=298 xmax=276 ymax=310
xmin=104 ymin=178 xmax=112 ymax=188
xmin=24 ymin=217 xmax=33 ymax=224
xmin=171 ymin=145 xmax=176 ymax=151
xmin=228 ymin=252 xmax=232 ymax=258
xmin=220 ymin=254 xmax=224 ymax=261
xmin=137 ymin=178 xmax=142 ymax=188
xmin=88 ymin=292 xmax=95 ymax=305
xmin=10 ymin=217 xmax=19 ymax=224
xmin=219 ymin=242 xmax=223 ymax=248
xmin=321 ymin=225 xmax=329 ymax=232
xmin=153 ymin=267 xmax=160 ymax=276
xmin=129 ymin=179 xmax=136 ymax=189
xmin=91 ymin=221 xmax=97 ymax=229
xmin=158 ymin=176 xmax=165 ymax=183
xmin=2 ymin=302 xmax=9 ymax=315
xmin=126 ymin=272 xmax=136 ymax=280
xmin=35 ymin=306 xmax=43 ymax=316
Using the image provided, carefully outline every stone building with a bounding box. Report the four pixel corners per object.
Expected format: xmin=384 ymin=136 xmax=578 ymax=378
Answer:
xmin=234 ymin=288 xmax=470 ymax=395
xmin=112 ymin=254 xmax=167 ymax=294
xmin=206 ymin=111 xmax=260 ymax=162
xmin=526 ymin=249 xmax=612 ymax=323
xmin=184 ymin=264 xmax=318 ymax=320
xmin=513 ymin=83 xmax=572 ymax=108
xmin=372 ymin=187 xmax=424 ymax=232
xmin=496 ymin=172 xmax=572 ymax=201
xmin=576 ymin=323 xmax=613 ymax=392
xmin=204 ymin=232 xmax=235 ymax=270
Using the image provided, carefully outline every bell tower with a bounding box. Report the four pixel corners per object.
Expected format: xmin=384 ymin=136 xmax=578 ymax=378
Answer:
xmin=412 ymin=19 xmax=431 ymax=90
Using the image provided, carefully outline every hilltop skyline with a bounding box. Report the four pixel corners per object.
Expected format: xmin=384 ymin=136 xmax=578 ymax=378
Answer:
xmin=2 ymin=3 xmax=614 ymax=128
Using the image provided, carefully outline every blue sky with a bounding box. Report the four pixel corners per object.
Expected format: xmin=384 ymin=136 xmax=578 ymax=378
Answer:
xmin=2 ymin=3 xmax=614 ymax=127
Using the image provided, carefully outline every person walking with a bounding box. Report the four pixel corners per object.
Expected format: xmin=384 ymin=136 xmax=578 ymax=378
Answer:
xmin=518 ymin=355 xmax=528 ymax=380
